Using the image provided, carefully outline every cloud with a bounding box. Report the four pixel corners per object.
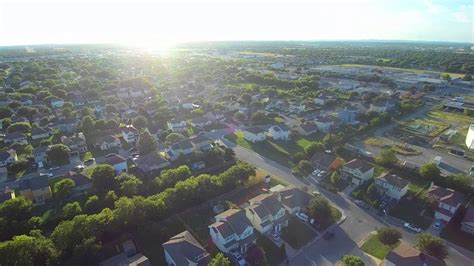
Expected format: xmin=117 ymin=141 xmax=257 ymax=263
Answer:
xmin=423 ymin=0 xmax=443 ymax=14
xmin=452 ymin=4 xmax=473 ymax=23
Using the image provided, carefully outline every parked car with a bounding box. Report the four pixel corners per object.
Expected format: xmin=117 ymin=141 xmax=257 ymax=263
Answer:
xmin=74 ymin=165 xmax=85 ymax=171
xmin=230 ymin=250 xmax=242 ymax=261
xmin=355 ymin=200 xmax=370 ymax=209
xmin=296 ymin=212 xmax=309 ymax=223
xmin=323 ymin=231 xmax=335 ymax=240
xmin=105 ymin=153 xmax=116 ymax=158
xmin=312 ymin=191 xmax=321 ymax=197
xmin=84 ymin=158 xmax=95 ymax=165
xmin=433 ymin=221 xmax=441 ymax=231
xmin=48 ymin=166 xmax=60 ymax=171
xmin=404 ymin=223 xmax=422 ymax=233
xmin=469 ymin=166 xmax=474 ymax=177
xmin=312 ymin=169 xmax=320 ymax=176
xmin=39 ymin=172 xmax=53 ymax=177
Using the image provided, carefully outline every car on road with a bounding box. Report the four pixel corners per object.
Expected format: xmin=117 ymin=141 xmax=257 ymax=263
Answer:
xmin=433 ymin=221 xmax=441 ymax=231
xmin=48 ymin=166 xmax=60 ymax=171
xmin=312 ymin=169 xmax=320 ymax=176
xmin=84 ymin=158 xmax=95 ymax=165
xmin=404 ymin=223 xmax=422 ymax=233
xmin=323 ymin=231 xmax=335 ymax=240
xmin=74 ymin=165 xmax=85 ymax=171
xmin=105 ymin=153 xmax=116 ymax=158
xmin=39 ymin=173 xmax=53 ymax=177
xmin=230 ymin=250 xmax=242 ymax=261
xmin=355 ymin=200 xmax=370 ymax=209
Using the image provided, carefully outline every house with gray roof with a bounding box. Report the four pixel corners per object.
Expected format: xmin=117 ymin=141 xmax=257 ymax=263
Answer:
xmin=276 ymin=186 xmax=312 ymax=214
xmin=342 ymin=159 xmax=375 ymax=186
xmin=243 ymin=127 xmax=266 ymax=143
xmin=375 ymin=173 xmax=409 ymax=201
xmin=0 ymin=149 xmax=17 ymax=167
xmin=267 ymin=124 xmax=290 ymax=141
xmin=209 ymin=208 xmax=256 ymax=257
xmin=245 ymin=193 xmax=288 ymax=235
xmin=162 ymin=231 xmax=210 ymax=266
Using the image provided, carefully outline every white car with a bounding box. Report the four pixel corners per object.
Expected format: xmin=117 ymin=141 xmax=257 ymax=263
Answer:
xmin=404 ymin=223 xmax=422 ymax=233
xmin=296 ymin=212 xmax=309 ymax=223
xmin=312 ymin=169 xmax=320 ymax=176
xmin=39 ymin=172 xmax=53 ymax=177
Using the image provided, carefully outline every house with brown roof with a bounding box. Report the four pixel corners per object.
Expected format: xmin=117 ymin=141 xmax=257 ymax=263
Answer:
xmin=381 ymin=241 xmax=445 ymax=266
xmin=102 ymin=154 xmax=128 ymax=174
xmin=133 ymin=152 xmax=170 ymax=177
xmin=209 ymin=208 xmax=256 ymax=257
xmin=461 ymin=205 xmax=474 ymax=235
xmin=245 ymin=193 xmax=288 ymax=236
xmin=342 ymin=159 xmax=375 ymax=186
xmin=427 ymin=184 xmax=464 ymax=223
xmin=162 ymin=231 xmax=210 ymax=266
xmin=374 ymin=173 xmax=409 ymax=201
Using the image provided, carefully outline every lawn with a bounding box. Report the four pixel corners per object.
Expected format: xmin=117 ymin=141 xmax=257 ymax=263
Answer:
xmin=281 ymin=216 xmax=317 ymax=249
xmin=255 ymin=233 xmax=286 ymax=265
xmin=225 ymin=132 xmax=315 ymax=167
xmin=361 ymin=234 xmax=399 ymax=259
xmin=339 ymin=64 xmax=466 ymax=79
xmin=400 ymin=119 xmax=449 ymax=138
xmin=178 ymin=206 xmax=216 ymax=242
xmin=364 ymin=137 xmax=422 ymax=155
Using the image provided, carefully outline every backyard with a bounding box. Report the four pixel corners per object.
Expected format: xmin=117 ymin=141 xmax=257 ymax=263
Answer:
xmin=361 ymin=234 xmax=400 ymax=259
xmin=281 ymin=216 xmax=317 ymax=249
xmin=389 ymin=199 xmax=433 ymax=230
xmin=399 ymin=118 xmax=449 ymax=138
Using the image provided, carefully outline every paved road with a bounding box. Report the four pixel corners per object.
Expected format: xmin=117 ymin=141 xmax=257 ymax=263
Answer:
xmin=205 ymin=129 xmax=474 ymax=266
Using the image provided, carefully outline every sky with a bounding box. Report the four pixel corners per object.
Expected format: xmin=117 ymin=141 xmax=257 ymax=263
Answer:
xmin=0 ymin=0 xmax=472 ymax=47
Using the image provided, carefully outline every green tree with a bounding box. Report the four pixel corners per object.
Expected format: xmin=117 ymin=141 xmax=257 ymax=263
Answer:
xmin=0 ymin=106 xmax=12 ymax=119
xmin=53 ymin=178 xmax=75 ymax=201
xmin=307 ymin=196 xmax=333 ymax=228
xmin=463 ymin=74 xmax=472 ymax=81
xmin=81 ymin=116 xmax=95 ymax=134
xmin=375 ymin=148 xmax=398 ymax=166
xmin=330 ymin=171 xmax=341 ymax=187
xmin=297 ymin=160 xmax=313 ymax=176
xmin=0 ymin=230 xmax=59 ymax=266
xmin=84 ymin=195 xmax=101 ymax=214
xmin=165 ymin=132 xmax=185 ymax=144
xmin=419 ymin=162 xmax=440 ymax=180
xmin=445 ymin=174 xmax=472 ymax=193
xmin=209 ymin=253 xmax=231 ymax=266
xmin=47 ymin=144 xmax=70 ymax=165
xmin=137 ymin=131 xmax=157 ymax=155
xmin=91 ymin=165 xmax=117 ymax=194
xmin=441 ymin=73 xmax=451 ymax=80
xmin=62 ymin=202 xmax=82 ymax=220
xmin=233 ymin=112 xmax=246 ymax=122
xmin=377 ymin=227 xmax=402 ymax=245
xmin=251 ymin=111 xmax=268 ymax=124
xmin=7 ymin=122 xmax=31 ymax=133
xmin=292 ymin=152 xmax=307 ymax=163
xmin=116 ymin=173 xmax=143 ymax=197
xmin=133 ymin=115 xmax=148 ymax=129
xmin=305 ymin=141 xmax=324 ymax=157
xmin=155 ymin=165 xmax=192 ymax=189
xmin=464 ymin=108 xmax=474 ymax=117
xmin=416 ymin=233 xmax=448 ymax=260
xmin=366 ymin=183 xmax=378 ymax=199
xmin=341 ymin=255 xmax=365 ymax=266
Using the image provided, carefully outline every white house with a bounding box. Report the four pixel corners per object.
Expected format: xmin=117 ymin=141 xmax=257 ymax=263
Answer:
xmin=243 ymin=127 xmax=266 ymax=143
xmin=374 ymin=173 xmax=409 ymax=201
xmin=162 ymin=231 xmax=210 ymax=266
xmin=167 ymin=119 xmax=187 ymax=132
xmin=267 ymin=125 xmax=290 ymax=141
xmin=95 ymin=135 xmax=122 ymax=151
xmin=209 ymin=209 xmax=256 ymax=257
xmin=245 ymin=193 xmax=288 ymax=235
xmin=122 ymin=126 xmax=139 ymax=143
xmin=427 ymin=184 xmax=464 ymax=223
xmin=0 ymin=149 xmax=17 ymax=167
xmin=103 ymin=154 xmax=128 ymax=174
xmin=466 ymin=124 xmax=474 ymax=149
xmin=341 ymin=159 xmax=375 ymax=186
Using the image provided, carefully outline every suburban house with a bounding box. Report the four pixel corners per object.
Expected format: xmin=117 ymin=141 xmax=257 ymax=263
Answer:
xmin=122 ymin=126 xmax=139 ymax=143
xmin=243 ymin=127 xmax=266 ymax=143
xmin=4 ymin=132 xmax=28 ymax=145
xmin=134 ymin=152 xmax=170 ymax=177
xmin=190 ymin=116 xmax=212 ymax=129
xmin=190 ymin=135 xmax=212 ymax=151
xmin=18 ymin=178 xmax=53 ymax=204
xmin=66 ymin=171 xmax=93 ymax=194
xmin=167 ymin=119 xmax=187 ymax=132
xmin=162 ymin=231 xmax=211 ymax=266
xmin=381 ymin=241 xmax=445 ymax=266
xmin=374 ymin=173 xmax=409 ymax=201
xmin=295 ymin=122 xmax=318 ymax=136
xmin=427 ymin=184 xmax=464 ymax=223
xmin=338 ymin=107 xmax=358 ymax=124
xmin=314 ymin=115 xmax=335 ymax=133
xmin=224 ymin=101 xmax=240 ymax=112
xmin=341 ymin=159 xmax=375 ymax=186
xmin=314 ymin=94 xmax=334 ymax=105
xmin=95 ymin=135 xmax=122 ymax=151
xmin=50 ymin=98 xmax=65 ymax=108
xmin=0 ymin=149 xmax=18 ymax=167
xmin=267 ymin=124 xmax=290 ymax=141
xmin=60 ymin=133 xmax=88 ymax=154
xmin=99 ymin=240 xmax=150 ymax=266
xmin=369 ymin=100 xmax=397 ymax=113
xmin=310 ymin=151 xmax=340 ymax=172
xmin=33 ymin=146 xmax=49 ymax=166
xmin=245 ymin=193 xmax=288 ymax=235
xmin=276 ymin=186 xmax=312 ymax=214
xmin=31 ymin=127 xmax=50 ymax=140
xmin=0 ymin=188 xmax=15 ymax=204
xmin=209 ymin=208 xmax=256 ymax=257
xmin=51 ymin=119 xmax=77 ymax=133
xmin=103 ymin=154 xmax=128 ymax=174
xmin=170 ymin=140 xmax=194 ymax=156
xmin=461 ymin=205 xmax=474 ymax=235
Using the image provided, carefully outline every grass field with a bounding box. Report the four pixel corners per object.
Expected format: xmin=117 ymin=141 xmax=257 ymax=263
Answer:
xmin=364 ymin=137 xmax=422 ymax=155
xmin=361 ymin=234 xmax=399 ymax=259
xmin=340 ymin=64 xmax=466 ymax=79
xmin=225 ymin=131 xmax=315 ymax=167
xmin=400 ymin=119 xmax=449 ymax=138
